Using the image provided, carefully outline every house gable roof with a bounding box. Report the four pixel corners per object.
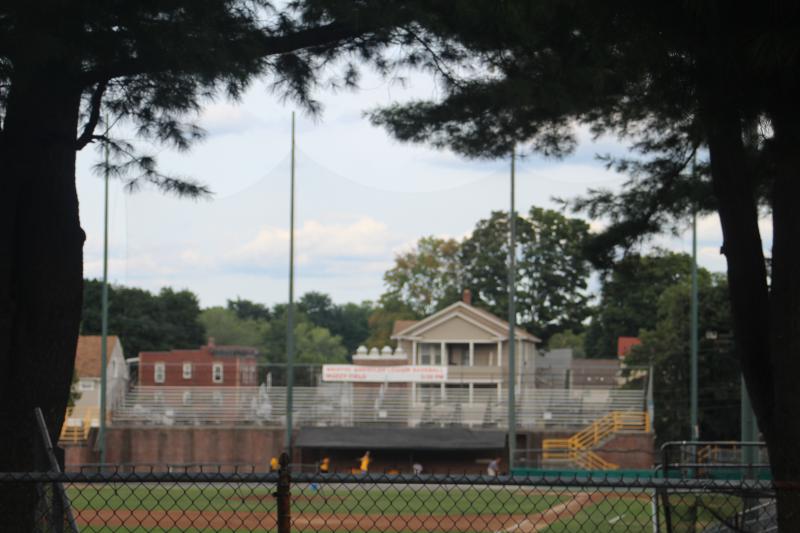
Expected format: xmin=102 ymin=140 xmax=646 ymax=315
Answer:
xmin=75 ymin=335 xmax=120 ymax=378
xmin=392 ymin=301 xmax=540 ymax=342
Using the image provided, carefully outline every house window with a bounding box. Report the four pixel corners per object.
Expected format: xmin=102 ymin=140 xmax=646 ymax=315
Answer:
xmin=111 ymin=360 xmax=118 ymax=378
xmin=418 ymin=343 xmax=442 ymax=365
xmin=182 ymin=362 xmax=193 ymax=379
xmin=79 ymin=379 xmax=95 ymax=391
xmin=154 ymin=363 xmax=165 ymax=384
xmin=240 ymin=365 xmax=256 ymax=385
xmin=212 ymin=363 xmax=224 ymax=383
xmin=447 ymin=344 xmax=470 ymax=366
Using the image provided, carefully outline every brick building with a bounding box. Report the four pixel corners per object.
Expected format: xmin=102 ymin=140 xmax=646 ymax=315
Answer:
xmin=138 ymin=339 xmax=258 ymax=387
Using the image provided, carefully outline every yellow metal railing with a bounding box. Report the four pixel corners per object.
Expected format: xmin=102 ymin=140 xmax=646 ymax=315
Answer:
xmin=542 ymin=411 xmax=650 ymax=470
xmin=59 ymin=406 xmax=99 ymax=443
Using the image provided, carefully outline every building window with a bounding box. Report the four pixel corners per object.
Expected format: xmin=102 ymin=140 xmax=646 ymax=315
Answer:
xmin=447 ymin=344 xmax=470 ymax=366
xmin=182 ymin=390 xmax=192 ymax=406
xmin=418 ymin=343 xmax=442 ymax=365
xmin=212 ymin=390 xmax=223 ymax=405
xmin=182 ymin=362 xmax=193 ymax=380
xmin=240 ymin=365 xmax=256 ymax=385
xmin=154 ymin=363 xmax=165 ymax=384
xmin=79 ymin=379 xmax=95 ymax=391
xmin=212 ymin=363 xmax=224 ymax=383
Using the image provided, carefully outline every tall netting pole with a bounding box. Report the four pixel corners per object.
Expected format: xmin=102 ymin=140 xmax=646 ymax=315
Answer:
xmin=285 ymin=112 xmax=296 ymax=454
xmin=508 ymin=146 xmax=517 ymax=471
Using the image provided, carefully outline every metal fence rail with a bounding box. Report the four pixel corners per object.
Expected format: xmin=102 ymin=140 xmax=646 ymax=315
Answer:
xmin=0 ymin=463 xmax=787 ymax=532
xmin=112 ymin=384 xmax=646 ymax=430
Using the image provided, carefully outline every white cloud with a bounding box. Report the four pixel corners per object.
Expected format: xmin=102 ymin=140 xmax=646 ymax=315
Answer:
xmin=227 ymin=216 xmax=397 ymax=270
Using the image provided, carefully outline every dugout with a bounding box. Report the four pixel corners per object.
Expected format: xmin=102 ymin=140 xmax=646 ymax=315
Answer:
xmin=295 ymin=426 xmax=506 ymax=475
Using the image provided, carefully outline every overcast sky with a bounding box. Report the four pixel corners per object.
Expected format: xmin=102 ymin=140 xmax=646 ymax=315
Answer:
xmin=75 ymin=68 xmax=769 ymax=308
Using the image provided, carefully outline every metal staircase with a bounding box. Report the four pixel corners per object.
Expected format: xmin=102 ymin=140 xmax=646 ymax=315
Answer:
xmin=542 ymin=411 xmax=650 ymax=470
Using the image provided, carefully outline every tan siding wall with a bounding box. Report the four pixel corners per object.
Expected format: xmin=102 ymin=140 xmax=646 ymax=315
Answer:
xmin=418 ymin=315 xmax=498 ymax=341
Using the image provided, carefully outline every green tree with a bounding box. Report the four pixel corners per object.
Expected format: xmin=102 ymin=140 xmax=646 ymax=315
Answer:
xmin=382 ymin=237 xmax=463 ymax=317
xmin=460 ymin=211 xmax=522 ymax=319
xmin=585 ymin=251 xmax=693 ymax=358
xmin=365 ymin=297 xmax=419 ymax=349
xmin=294 ymin=322 xmax=348 ymax=365
xmin=335 ymin=302 xmax=374 ymax=354
xmin=627 ymin=274 xmax=740 ymax=445
xmin=518 ymin=206 xmax=592 ymax=340
xmin=368 ymin=5 xmax=800 ymax=517
xmin=547 ymin=330 xmax=586 ymax=359
xmin=297 ymin=292 xmax=372 ymax=353
xmin=460 ymin=208 xmax=591 ymax=342
xmin=199 ymin=307 xmax=269 ymax=349
xmin=81 ymin=279 xmax=206 ymax=359
xmin=227 ymin=298 xmax=271 ymax=322
xmin=263 ymin=303 xmax=348 ymax=364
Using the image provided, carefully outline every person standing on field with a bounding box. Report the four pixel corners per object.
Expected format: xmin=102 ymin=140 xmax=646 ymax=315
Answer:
xmin=359 ymin=451 xmax=371 ymax=474
xmin=487 ymin=457 xmax=501 ymax=476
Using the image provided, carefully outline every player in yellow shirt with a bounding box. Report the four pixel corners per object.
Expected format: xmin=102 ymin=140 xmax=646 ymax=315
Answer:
xmin=270 ymin=456 xmax=279 ymax=472
xmin=358 ymin=451 xmax=371 ymax=474
xmin=319 ymin=456 xmax=330 ymax=474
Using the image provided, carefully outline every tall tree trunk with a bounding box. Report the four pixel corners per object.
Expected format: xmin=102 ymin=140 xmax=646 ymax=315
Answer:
xmin=705 ymin=87 xmax=800 ymax=529
xmin=0 ymin=64 xmax=84 ymax=530
xmin=767 ymin=107 xmax=800 ymax=530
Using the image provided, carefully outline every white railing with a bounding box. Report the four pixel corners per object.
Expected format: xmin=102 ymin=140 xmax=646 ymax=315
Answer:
xmin=112 ymin=384 xmax=645 ymax=430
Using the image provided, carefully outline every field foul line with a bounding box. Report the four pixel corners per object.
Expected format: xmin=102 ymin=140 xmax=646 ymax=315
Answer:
xmin=496 ymin=492 xmax=604 ymax=533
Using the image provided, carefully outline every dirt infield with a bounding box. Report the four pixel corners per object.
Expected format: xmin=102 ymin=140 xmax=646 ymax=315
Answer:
xmin=74 ymin=492 xmax=603 ymax=532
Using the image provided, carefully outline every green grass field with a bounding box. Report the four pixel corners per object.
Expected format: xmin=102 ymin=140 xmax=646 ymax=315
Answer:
xmin=63 ymin=483 xmax=742 ymax=532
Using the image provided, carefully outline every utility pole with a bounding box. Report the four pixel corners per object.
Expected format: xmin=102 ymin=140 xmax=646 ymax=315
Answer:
xmin=507 ymin=146 xmax=517 ymax=471
xmin=284 ymin=112 xmax=296 ymax=454
xmin=99 ymin=119 xmax=110 ymax=466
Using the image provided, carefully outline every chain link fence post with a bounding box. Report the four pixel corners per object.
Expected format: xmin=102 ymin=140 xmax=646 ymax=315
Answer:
xmin=276 ymin=452 xmax=291 ymax=533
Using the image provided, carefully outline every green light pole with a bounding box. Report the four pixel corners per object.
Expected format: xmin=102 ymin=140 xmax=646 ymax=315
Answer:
xmin=690 ymin=170 xmax=699 ymax=441
xmin=507 ymin=146 xmax=517 ymax=471
xmin=99 ymin=119 xmax=110 ymax=466
xmin=284 ymin=112 xmax=296 ymax=454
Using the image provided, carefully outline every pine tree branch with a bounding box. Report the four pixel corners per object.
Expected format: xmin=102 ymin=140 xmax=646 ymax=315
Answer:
xmin=75 ymin=80 xmax=107 ymax=150
xmin=81 ymin=22 xmax=376 ymax=85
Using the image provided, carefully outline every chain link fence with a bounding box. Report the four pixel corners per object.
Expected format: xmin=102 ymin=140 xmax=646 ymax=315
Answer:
xmin=0 ymin=460 xmax=783 ymax=532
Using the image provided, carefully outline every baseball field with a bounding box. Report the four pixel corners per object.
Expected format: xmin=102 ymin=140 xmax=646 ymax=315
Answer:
xmin=64 ymin=482 xmax=667 ymax=532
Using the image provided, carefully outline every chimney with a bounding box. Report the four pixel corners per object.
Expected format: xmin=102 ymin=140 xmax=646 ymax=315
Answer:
xmin=462 ymin=289 xmax=472 ymax=306
xmin=207 ymin=336 xmax=216 ymax=348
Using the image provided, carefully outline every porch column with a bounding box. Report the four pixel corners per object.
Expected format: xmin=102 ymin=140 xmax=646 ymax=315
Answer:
xmin=497 ymin=340 xmax=503 ymax=367
xmin=469 ymin=342 xmax=475 ymax=367
xmin=469 ymin=383 xmax=474 ymax=404
xmin=441 ymin=342 xmax=447 ymax=366
xmin=412 ymin=341 xmax=417 ymax=365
